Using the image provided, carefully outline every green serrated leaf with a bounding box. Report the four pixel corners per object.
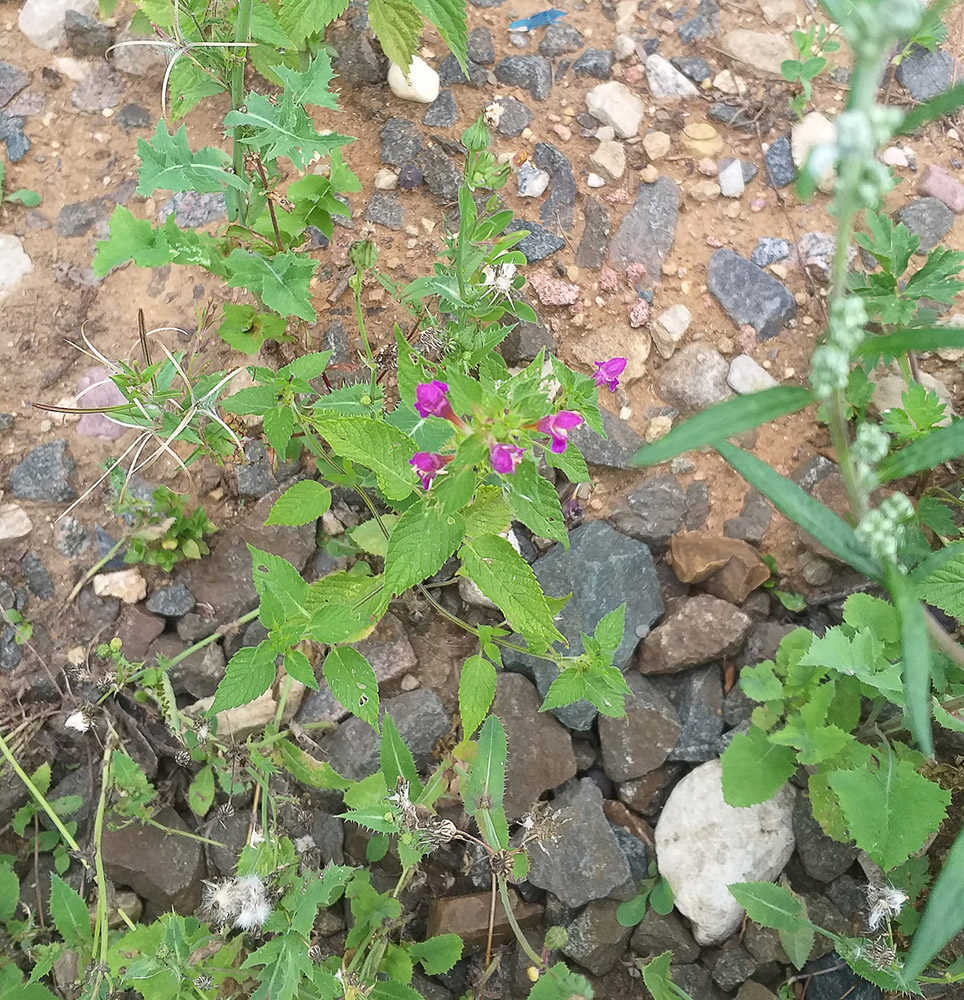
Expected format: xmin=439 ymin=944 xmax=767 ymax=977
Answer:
xmin=323 ymin=647 xmax=379 ymax=730
xmin=283 ymin=648 xmax=319 ymax=689
xmin=465 ymin=715 xmax=507 ymax=815
xmin=384 ymin=504 xmax=464 ymax=595
xmin=506 ymin=462 xmax=568 ymax=548
xmin=210 ymin=642 xmax=277 ymax=715
xmin=188 ymin=763 xmax=216 ymax=817
xmin=721 ymin=728 xmax=796 ymax=806
xmin=277 ymin=0 xmax=350 ymax=44
xmin=137 ymin=122 xmax=248 ymax=196
xmin=93 ymin=206 xmax=174 ymax=275
xmin=224 ymin=249 xmax=318 ymax=321
xmin=265 ymin=480 xmax=332 ymax=526
xmin=49 ymin=873 xmax=93 ymax=953
xmin=369 ymin=0 xmax=423 ymax=71
xmin=458 ymin=654 xmax=497 ymax=737
xmin=379 ymin=714 xmax=421 ymax=794
xmin=318 ymin=417 xmax=416 ymax=500
xmin=728 ymin=882 xmax=804 ymax=933
xmin=409 ymin=933 xmax=464 ymax=975
xmin=0 ymin=864 xmax=19 ymax=921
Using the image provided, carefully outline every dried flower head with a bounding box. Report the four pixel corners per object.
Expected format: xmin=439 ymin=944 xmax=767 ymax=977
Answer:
xmin=65 ymin=709 xmax=92 ymax=734
xmin=482 ymin=261 xmax=518 ymax=301
xmin=866 ymin=882 xmax=908 ymax=931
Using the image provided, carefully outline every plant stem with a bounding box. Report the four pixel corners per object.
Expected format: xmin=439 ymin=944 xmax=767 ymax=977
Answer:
xmin=498 ymin=878 xmax=543 ymax=966
xmin=164 ymin=607 xmax=260 ymax=670
xmin=91 ymin=733 xmax=114 ymax=978
xmin=227 ymin=0 xmax=254 ymax=223
xmin=351 ymin=275 xmax=378 ymax=398
xmin=144 ymin=816 xmax=227 ymax=847
xmin=66 ymin=536 xmax=128 ymax=605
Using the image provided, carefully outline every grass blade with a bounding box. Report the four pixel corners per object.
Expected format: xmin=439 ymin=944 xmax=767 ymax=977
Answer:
xmin=878 ymin=420 xmax=964 ymax=483
xmin=715 ymin=441 xmax=883 ymax=582
xmin=887 ymin=565 xmax=934 ymax=755
xmin=632 ymin=387 xmax=814 ymax=467
xmin=899 ymin=81 xmax=964 ymax=135
xmin=854 ymin=326 xmax=964 ymax=363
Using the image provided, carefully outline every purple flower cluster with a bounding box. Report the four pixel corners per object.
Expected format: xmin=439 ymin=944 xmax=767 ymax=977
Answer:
xmin=592 ymin=357 xmax=626 ymax=392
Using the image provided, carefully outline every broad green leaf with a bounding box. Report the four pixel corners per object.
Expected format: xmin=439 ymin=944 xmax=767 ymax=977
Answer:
xmin=8 ymin=987 xmax=60 ymax=1000
xmin=917 ymin=547 xmax=964 ymax=620
xmin=277 ymin=0 xmax=350 ymax=43
xmin=210 ymin=642 xmax=277 ymax=714
xmin=49 ymin=873 xmax=93 ymax=953
xmin=650 ymin=877 xmax=674 ymax=915
xmin=384 ymin=504 xmax=464 ymax=595
xmin=188 ymin=763 xmax=215 ymax=817
xmin=218 ymin=304 xmax=289 ymax=353
xmin=370 ymin=983 xmax=423 ymax=1000
xmin=808 ymin=770 xmax=851 ymax=843
xmin=0 ymin=864 xmax=19 ymax=921
xmin=855 ymin=326 xmax=964 ymax=363
xmin=465 ymin=715 xmax=507 ymax=815
xmin=828 ymin=750 xmax=949 ymax=871
xmin=166 ymin=55 xmax=225 ymax=119
xmin=279 ymin=351 xmax=333 ymax=381
xmin=639 ymin=952 xmax=686 ymax=1000
xmin=616 ymin=890 xmax=650 ymax=927
xmin=283 ymin=648 xmax=319 ymax=689
xmin=410 ymin=0 xmax=468 ymax=68
xmin=249 ymin=545 xmax=309 ymax=620
xmin=323 ymin=647 xmax=379 ymax=730
xmin=528 ymin=963 xmax=594 ymax=1000
xmin=137 ymin=122 xmax=248 ymax=196
xmin=728 ymin=882 xmax=804 ymax=933
xmin=888 ymin=565 xmax=934 ymax=755
xmin=92 ymin=206 xmax=174 ymax=275
xmin=721 ymin=727 xmax=796 ymax=806
xmin=633 ymin=387 xmax=814 ymax=467
xmin=265 ymin=480 xmax=332 ymax=526
xmin=878 ymin=420 xmax=964 ymax=483
xmin=379 ymin=714 xmax=421 ymax=794
xmin=409 ymin=933 xmax=464 ymax=975
xmin=277 ymin=739 xmax=353 ymax=790
xmin=6 ymin=189 xmax=41 ymax=207
xmin=263 ymin=406 xmax=295 ymax=456
xmin=369 ymin=0 xmax=423 ymax=71
xmin=779 ymin=895 xmax=815 ymax=969
xmin=462 ymin=486 xmax=512 ymax=537
xmin=716 ymin=441 xmax=883 ymax=582
xmin=275 ymin=51 xmax=341 ymax=108
xmin=349 ymin=516 xmax=396 ymax=557
xmin=224 ymin=249 xmax=318 ymax=321
xmin=458 ymin=534 xmax=563 ymax=649
xmin=318 ymin=417 xmax=416 ymax=500
xmin=740 ymin=661 xmax=784 ymax=702
xmin=458 ymin=654 xmax=497 ymax=737
xmin=505 ymin=461 xmax=568 ymax=548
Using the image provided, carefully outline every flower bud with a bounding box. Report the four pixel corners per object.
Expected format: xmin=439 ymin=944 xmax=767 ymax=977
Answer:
xmin=462 ymin=115 xmax=490 ymax=154
xmin=544 ymin=925 xmax=568 ymax=950
xmin=349 ymin=239 xmax=378 ymax=271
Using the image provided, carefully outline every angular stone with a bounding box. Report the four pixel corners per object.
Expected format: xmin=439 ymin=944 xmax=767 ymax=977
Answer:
xmin=895 ymin=196 xmax=955 ymax=254
xmin=422 ymin=89 xmax=458 ymax=127
xmin=896 ymin=45 xmax=961 ymax=102
xmin=504 ymin=219 xmax=565 ymax=262
xmin=599 ymin=673 xmax=680 ymax=781
xmin=751 ymin=236 xmax=791 ymax=268
xmin=365 ymin=191 xmax=404 ymax=230
xmin=792 ymin=793 xmax=858 ymax=883
xmin=631 ymin=907 xmax=700 ymax=962
xmin=671 ymin=56 xmax=712 ymax=83
xmin=917 ymin=163 xmax=964 ymax=214
xmin=803 ymin=953 xmax=883 ymax=1000
xmin=417 ymin=143 xmax=461 ymax=201
xmin=10 ymin=440 xmax=76 ymax=501
xmin=645 ymin=54 xmax=699 ymax=98
xmin=641 ymin=595 xmax=750 ymax=674
xmin=113 ymin=604 xmax=164 ymax=658
xmin=534 ymin=141 xmax=575 ymax=232
xmin=712 ymin=946 xmax=757 ymax=991
xmin=608 ymin=474 xmax=686 ymax=550
xmin=655 ymin=758 xmax=795 ymax=944
xmin=467 ymin=26 xmax=495 ymax=65
xmin=570 ymin=407 xmax=646 ymax=470
xmin=146 ymin=582 xmax=195 ymax=617
xmin=19 ymin=0 xmax=97 ymax=49
xmin=721 ymin=29 xmax=795 ymax=77
xmin=573 ymin=48 xmax=614 ymax=80
xmin=562 ymin=900 xmax=633 ymax=975
xmin=0 ymin=504 xmax=32 ymax=543
xmin=724 ymin=490 xmax=772 ymax=545
xmin=728 ymin=354 xmax=778 ymax=394
xmin=500 ymin=295 xmax=555 ymax=360
xmin=64 ymin=9 xmax=113 ymax=58
xmin=657 ymin=341 xmax=733 ymax=413
xmin=496 ymin=96 xmax=532 ymax=137
xmin=437 ymin=53 xmax=487 ymax=87
xmin=586 ymin=81 xmax=644 ymax=139
xmin=494 ymin=55 xmax=553 ymax=100
xmin=575 ymin=196 xmax=611 ymax=270
xmin=708 ymin=248 xmax=796 ymax=339
xmin=426 ymin=891 xmax=542 ymax=948
xmin=764 ymin=135 xmax=795 ymax=188
xmin=652 ymin=665 xmax=724 ymax=762
xmin=539 ymin=22 xmax=584 ymax=57
xmin=379 ymin=117 xmax=422 ymax=165
xmin=0 ymin=62 xmax=29 ymax=109
xmin=153 ymin=634 xmax=226 ymax=699
xmin=610 ymin=177 xmax=679 ymax=279
xmin=493 ymin=673 xmax=576 ymax=820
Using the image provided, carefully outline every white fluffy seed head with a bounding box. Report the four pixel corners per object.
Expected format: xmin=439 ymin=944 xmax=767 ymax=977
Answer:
xmin=65 ymin=710 xmax=91 ymax=733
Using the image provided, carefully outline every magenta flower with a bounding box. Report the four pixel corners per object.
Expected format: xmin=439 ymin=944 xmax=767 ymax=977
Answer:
xmin=592 ymin=357 xmax=627 ymax=392
xmin=536 ymin=411 xmax=583 ymax=453
xmin=415 ymin=381 xmax=457 ymax=421
xmin=489 ymin=442 xmax=525 ymax=475
xmin=409 ymin=452 xmax=450 ymax=489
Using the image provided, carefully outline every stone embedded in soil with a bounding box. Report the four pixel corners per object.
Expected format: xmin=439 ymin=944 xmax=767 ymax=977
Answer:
xmin=495 ymin=96 xmax=532 ymax=137
xmin=657 ymin=341 xmax=733 ymax=413
xmin=763 ymin=134 xmax=795 ymax=187
xmin=237 ymin=440 xmax=300 ymax=499
xmin=365 ymin=190 xmax=404 ymax=230
xmin=18 ymin=0 xmax=97 ymax=49
xmin=803 ymin=953 xmax=883 ymax=1000
xmin=685 ymin=481 xmax=709 ymax=530
xmin=116 ymin=102 xmax=151 ymax=131
xmin=721 ymin=29 xmax=795 ymax=77
xmin=321 ymin=690 xmax=448 ymax=781
xmin=0 ymin=505 xmax=32 ymax=544
xmin=609 ymin=176 xmax=679 ymax=279
xmin=569 ymin=406 xmax=646 ymax=470
xmin=102 ymin=805 xmax=205 ymax=913
xmin=918 ymin=163 xmax=964 ymax=214
xmin=572 ymin=48 xmax=614 ymax=80
xmin=112 ymin=18 xmax=174 ymax=76
xmin=437 ymin=53 xmax=487 ymax=88
xmin=422 ymin=89 xmax=458 ymax=127
xmin=591 ymin=140 xmax=625 ymax=181
xmin=145 ymin=582 xmax=195 ymax=618
xmin=896 ymin=45 xmax=961 ymax=102
xmin=751 ymin=236 xmax=791 ymax=267
xmin=792 ymin=793 xmax=859 ymax=883
xmin=379 ymin=117 xmax=422 ymax=165
xmin=466 ymin=26 xmax=494 ymax=65
xmin=155 ymin=634 xmax=225 ymax=699
xmin=22 ymin=553 xmax=53 ymax=599
xmin=527 ymin=778 xmax=632 ymax=907
xmin=504 ymin=219 xmax=565 ymax=262
xmin=562 ymin=900 xmax=634 ymax=976
xmin=64 ymin=9 xmax=114 ymax=58
xmin=0 ymin=111 xmax=30 ymax=162
xmin=329 ymin=19 xmax=385 ymax=85
xmin=678 ymin=0 xmax=719 ymax=43
xmin=500 ymin=294 xmax=555 ymax=361
xmin=712 ymin=946 xmax=758 ymax=991
xmin=427 ymin=891 xmax=542 ymax=949
xmin=575 ymin=196 xmax=610 ymax=270
xmin=494 ymin=54 xmax=553 ymax=101
xmin=895 ymin=196 xmax=955 ymax=253
xmin=655 ymin=758 xmax=796 ymax=945
xmin=0 ymin=234 xmax=33 ymax=299
xmin=708 ymin=248 xmax=796 ymax=340
xmin=93 ymin=568 xmax=147 ymax=604
xmin=609 ymin=473 xmax=687 ymax=550
xmin=539 ymin=22 xmax=584 ymax=57
xmin=55 ymin=516 xmax=91 ymax=558
xmin=388 ymin=56 xmax=440 ymax=104
xmin=718 ymin=158 xmax=745 ymax=198
xmin=598 ymin=673 xmax=680 ymax=781
xmin=492 ymin=673 xmax=576 ymax=820
xmin=504 ymin=521 xmax=663 ymax=730
xmin=75 ymin=366 xmax=127 ymax=439
xmin=724 ymin=490 xmax=772 ymax=545
xmin=0 ymin=62 xmax=29 ymax=109
xmin=645 ymin=54 xmax=699 ymax=99
xmin=529 ymin=268 xmax=579 ymax=306
xmin=56 ymin=197 xmax=109 ymax=237
xmin=792 ymin=111 xmax=836 ymax=193
xmin=416 ymin=143 xmax=462 ymax=201
xmin=670 ymin=55 xmax=712 ymax=83
xmin=727 ymin=354 xmax=778 ymax=394
xmin=517 ymin=161 xmax=550 ymax=198
xmin=158 ymin=191 xmax=227 ymax=227
xmin=653 ymin=665 xmax=723 ymax=761
xmin=10 ymin=439 xmax=76 ymax=502
xmin=631 ymin=907 xmax=701 ymax=962
xmin=640 ymin=595 xmax=750 ymax=674
xmin=533 ymin=142 xmax=575 ymax=231
xmin=585 ymin=81 xmax=644 ymax=138
xmin=651 ymin=303 xmax=691 ymax=359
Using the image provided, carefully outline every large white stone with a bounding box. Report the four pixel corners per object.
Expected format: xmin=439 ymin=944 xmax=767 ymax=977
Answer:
xmin=388 ymin=56 xmax=440 ymax=104
xmin=586 ymin=81 xmax=644 ymax=139
xmin=19 ymin=0 xmax=97 ymax=49
xmin=728 ymin=355 xmax=778 ymax=394
xmin=645 ymin=54 xmax=699 ymax=100
xmin=792 ymin=112 xmax=837 ymax=194
xmin=655 ymin=758 xmax=795 ymax=945
xmin=0 ymin=236 xmax=33 ymax=301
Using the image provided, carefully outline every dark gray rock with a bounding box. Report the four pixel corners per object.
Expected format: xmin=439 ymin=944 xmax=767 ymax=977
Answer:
xmin=21 ymin=553 xmax=53 ymax=600
xmin=611 ymin=823 xmax=649 ymax=880
xmin=329 ymin=16 xmax=386 ymax=85
xmin=56 ymin=198 xmax=109 ymax=237
xmin=365 ymin=191 xmax=404 ymax=231
xmin=503 ymin=521 xmax=663 ymax=730
xmin=312 ymin=813 xmax=345 ymax=864
xmin=723 ymin=684 xmax=754 ymax=727
xmin=793 ymin=794 xmax=858 ymax=883
xmin=0 ymin=626 xmax=22 ymax=672
xmin=470 ymin=0 xmax=505 ymax=7
xmin=467 ymin=27 xmax=495 ymax=65
xmin=575 ymin=196 xmax=611 ymax=270
xmin=651 ymin=665 xmax=724 ymax=761
xmin=504 ymin=219 xmax=565 ymax=262
xmin=895 ymin=196 xmax=955 ymax=253
xmin=206 ymin=811 xmax=249 ymax=876
xmin=423 ymin=89 xmax=458 ymax=127
xmin=679 ymin=0 xmax=720 ymax=43
xmin=670 ymin=56 xmax=712 ymax=82
xmin=609 ymin=177 xmax=679 ymax=281
xmin=764 ymin=134 xmax=795 ymax=188
xmin=494 ymin=55 xmax=553 ymax=100
xmin=709 ymin=101 xmax=756 ymax=127
xmin=146 ymin=582 xmax=195 ymax=617
xmin=724 ymin=490 xmax=771 ymax=544
xmin=116 ymin=103 xmax=151 ymax=131
xmin=322 ymin=690 xmax=450 ymax=781
xmin=54 ymin=516 xmax=91 ymax=558
xmin=708 ymin=248 xmax=796 ymax=339
xmin=598 ymin=673 xmax=680 ymax=781
xmin=539 ymin=22 xmax=584 ymax=57
xmin=671 ymin=963 xmax=725 ymax=1000
xmin=379 ymin=117 xmax=422 ymax=165
xmin=804 ymin=953 xmax=881 ymax=1000
xmin=10 ymin=440 xmax=76 ymax=502
xmin=825 ymin=874 xmax=865 ymax=918
xmin=711 ymin=946 xmax=757 ymax=991
xmin=610 ymin=474 xmax=687 ymax=549
xmin=496 ymin=96 xmax=532 ymax=137
xmin=71 ymin=65 xmax=125 ymax=112
xmin=572 ymin=49 xmax=613 ymax=79
xmin=438 ymin=54 xmax=487 ymax=87
xmin=533 ymin=141 xmax=574 ymax=232
xmin=416 ymin=143 xmax=462 ymax=202
xmin=237 ymin=440 xmax=300 ymax=498
xmin=158 ymin=191 xmax=226 ymax=226
xmin=0 ymin=62 xmax=29 ymax=109
xmin=64 ymin=10 xmax=114 ymax=58
xmin=0 ymin=414 xmax=13 ymax=432
xmin=751 ymin=237 xmax=792 ymax=268
xmin=500 ymin=294 xmax=555 ymax=361
xmin=527 ymin=779 xmax=631 ymax=907
xmin=0 ymin=112 xmax=29 ymax=162
xmin=896 ymin=45 xmax=961 ymax=102
xmin=685 ymin=480 xmax=709 ymax=530
xmin=570 ymin=406 xmax=645 ymax=470
xmin=562 ymin=899 xmax=633 ymax=975
xmin=631 ymin=908 xmax=700 ymax=962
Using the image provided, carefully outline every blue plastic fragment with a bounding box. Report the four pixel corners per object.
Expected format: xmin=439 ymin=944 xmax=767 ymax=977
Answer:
xmin=508 ymin=8 xmax=566 ymax=32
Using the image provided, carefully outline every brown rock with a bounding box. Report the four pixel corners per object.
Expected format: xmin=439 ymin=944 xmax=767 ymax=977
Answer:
xmin=670 ymin=532 xmax=769 ymax=604
xmin=102 ymin=806 xmax=205 ymax=914
xmin=598 ymin=673 xmax=680 ymax=780
xmin=617 ymin=762 xmax=686 ymax=816
xmin=426 ymin=890 xmax=542 ymax=949
xmin=493 ymin=673 xmax=577 ymax=820
xmin=113 ymin=604 xmax=165 ymax=659
xmin=603 ymin=799 xmax=655 ymax=853
xmin=562 ymin=899 xmax=634 ymax=975
xmin=639 ymin=595 xmax=751 ymax=674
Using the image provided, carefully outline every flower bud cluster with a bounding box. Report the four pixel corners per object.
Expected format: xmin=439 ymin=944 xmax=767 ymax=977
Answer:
xmin=851 ymin=422 xmax=890 ymax=495
xmin=856 ymin=492 xmax=915 ymax=562
xmin=811 ymin=298 xmax=868 ymax=399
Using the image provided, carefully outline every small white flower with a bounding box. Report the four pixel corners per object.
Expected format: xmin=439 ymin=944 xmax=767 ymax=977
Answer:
xmin=483 ymin=102 xmax=504 ymax=128
xmin=65 ymin=710 xmax=91 ymax=734
xmin=249 ymin=826 xmax=265 ymax=847
xmin=482 ymin=262 xmax=518 ymax=301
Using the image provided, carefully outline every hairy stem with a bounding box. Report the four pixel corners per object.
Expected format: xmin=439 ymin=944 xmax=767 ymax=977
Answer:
xmin=227 ymin=0 xmax=254 ymax=223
